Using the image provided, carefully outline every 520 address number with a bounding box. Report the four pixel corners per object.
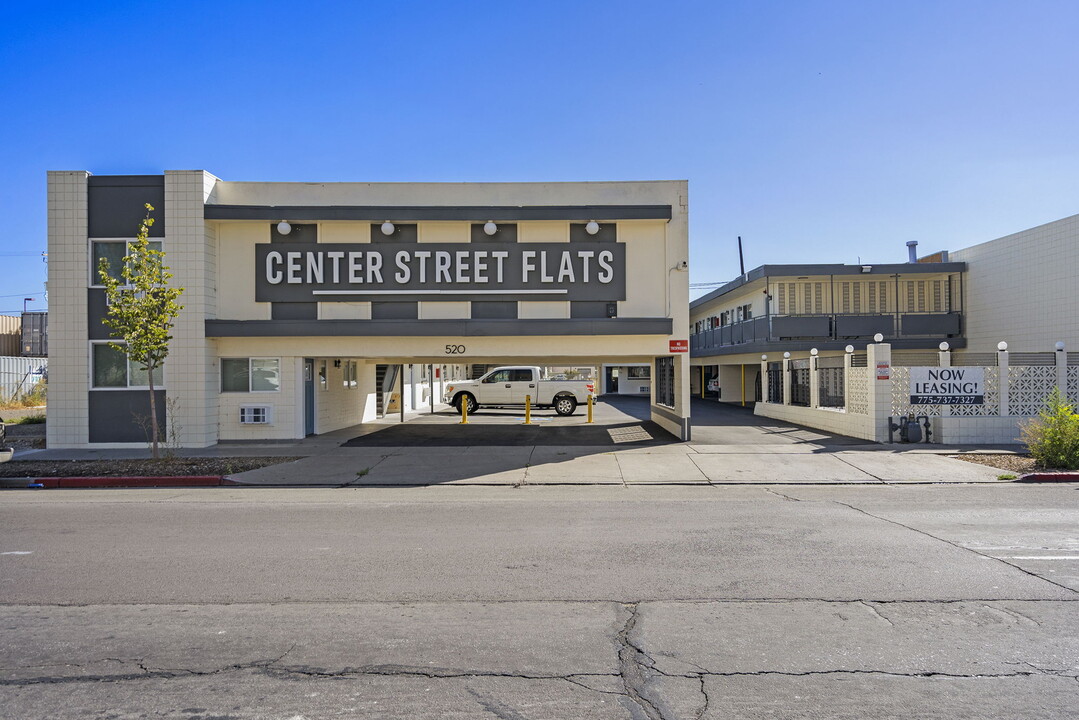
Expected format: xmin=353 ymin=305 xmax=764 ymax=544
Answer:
xmin=445 ymin=344 xmax=466 ymax=355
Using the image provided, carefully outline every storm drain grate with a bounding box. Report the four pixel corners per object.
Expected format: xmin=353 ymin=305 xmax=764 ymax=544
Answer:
xmin=608 ymin=426 xmax=654 ymax=443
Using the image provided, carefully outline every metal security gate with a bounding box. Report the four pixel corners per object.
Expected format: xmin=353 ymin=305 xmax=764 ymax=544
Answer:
xmin=789 ymin=358 xmax=810 ymax=407
xmin=766 ymin=362 xmax=783 ymax=403
xmin=818 ymin=356 xmax=845 ymax=408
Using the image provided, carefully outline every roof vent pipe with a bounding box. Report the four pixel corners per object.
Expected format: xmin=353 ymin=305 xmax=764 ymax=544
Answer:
xmin=906 ymin=240 xmax=918 ymax=263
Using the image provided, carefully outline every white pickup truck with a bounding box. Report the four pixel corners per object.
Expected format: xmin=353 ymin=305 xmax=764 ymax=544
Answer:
xmin=444 ymin=366 xmax=596 ymax=416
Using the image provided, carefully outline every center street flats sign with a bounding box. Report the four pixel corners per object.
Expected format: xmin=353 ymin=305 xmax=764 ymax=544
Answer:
xmin=255 ymin=242 xmax=626 ymax=302
xmin=909 ymin=367 xmax=985 ymax=405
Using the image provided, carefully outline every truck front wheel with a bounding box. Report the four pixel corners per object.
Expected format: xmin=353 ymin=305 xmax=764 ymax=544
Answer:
xmin=455 ymin=393 xmax=478 ymax=414
xmin=554 ymin=396 xmax=577 ymax=416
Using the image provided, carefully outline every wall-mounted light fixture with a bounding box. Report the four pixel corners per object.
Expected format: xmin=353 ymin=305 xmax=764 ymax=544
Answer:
xmin=277 ymin=221 xmax=291 ymax=235
xmin=483 ymin=221 xmax=498 ymax=236
xmin=381 ymin=221 xmax=395 ymax=236
xmin=861 ymin=265 xmax=872 ymax=273
xmin=333 ymin=359 xmax=341 ymax=368
xmin=585 ymin=221 xmax=600 ymax=235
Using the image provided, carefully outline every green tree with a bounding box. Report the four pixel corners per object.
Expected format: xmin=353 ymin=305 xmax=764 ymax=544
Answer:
xmin=97 ymin=204 xmax=184 ymax=459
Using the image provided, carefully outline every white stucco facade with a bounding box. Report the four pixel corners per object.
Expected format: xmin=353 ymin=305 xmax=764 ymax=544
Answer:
xmin=47 ymin=172 xmax=690 ymax=448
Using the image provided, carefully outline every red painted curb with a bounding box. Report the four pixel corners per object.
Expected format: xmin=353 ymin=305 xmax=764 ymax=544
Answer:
xmin=30 ymin=476 xmax=233 ymax=489
xmin=1016 ymin=472 xmax=1079 ymax=483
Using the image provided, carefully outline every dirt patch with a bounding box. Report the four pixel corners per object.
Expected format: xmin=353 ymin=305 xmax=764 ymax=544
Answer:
xmin=950 ymin=454 xmax=1041 ymax=474
xmin=0 ymin=457 xmax=301 ymax=479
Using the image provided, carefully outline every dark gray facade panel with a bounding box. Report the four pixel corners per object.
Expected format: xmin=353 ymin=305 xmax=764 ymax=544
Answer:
xmin=571 ymin=301 xmax=613 ymax=319
xmin=570 ymin=223 xmax=617 ymax=242
xmin=255 ymin=242 xmax=627 ymax=302
xmin=88 ymin=389 xmax=167 ymax=443
xmin=271 ymin=223 xmax=317 ymax=243
xmin=771 ymin=315 xmax=831 ymax=339
xmin=271 ymin=302 xmax=318 ymax=320
xmin=834 ymin=315 xmax=895 ymax=337
xmin=470 ymin=223 xmax=518 ymax=243
xmin=901 ymin=312 xmax=962 ymax=336
xmin=371 ymin=302 xmax=419 ymax=320
xmin=87 ymin=289 xmax=112 ymax=340
xmin=371 ymin=223 xmax=418 ymax=243
xmin=206 ymin=317 xmax=672 ymax=337
xmin=88 ymin=176 xmax=166 ymax=238
xmin=205 ymin=204 xmax=673 ymax=222
xmin=470 ymin=301 xmax=518 ymax=319
xmin=271 ymin=224 xmax=315 ymax=317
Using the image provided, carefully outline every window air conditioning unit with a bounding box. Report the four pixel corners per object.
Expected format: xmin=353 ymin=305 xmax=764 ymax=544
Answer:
xmin=239 ymin=405 xmax=272 ymax=425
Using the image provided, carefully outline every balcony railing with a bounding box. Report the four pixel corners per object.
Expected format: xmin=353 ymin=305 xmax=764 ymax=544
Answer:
xmin=690 ymin=312 xmax=962 ymax=355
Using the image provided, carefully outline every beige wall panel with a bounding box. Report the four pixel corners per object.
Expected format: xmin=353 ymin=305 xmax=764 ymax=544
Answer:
xmin=952 ymin=213 xmax=1079 ymax=352
xmin=517 ymin=222 xmax=568 ymax=243
xmin=218 ymin=356 xmax=301 ymax=440
xmin=217 ymin=223 xmax=269 ymax=321
xmin=419 ymin=222 xmax=469 ymax=243
xmin=320 ymin=222 xmax=370 ymax=243
xmin=518 ymin=301 xmax=571 ymax=319
xmin=620 ymin=221 xmax=668 ymax=318
xmin=419 ymin=302 xmax=470 ymax=319
xmin=214 ymin=335 xmax=671 ymax=363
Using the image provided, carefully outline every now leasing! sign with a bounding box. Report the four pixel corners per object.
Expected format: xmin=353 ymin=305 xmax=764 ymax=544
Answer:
xmin=909 ymin=367 xmax=985 ymax=405
xmin=255 ymin=243 xmax=626 ymax=302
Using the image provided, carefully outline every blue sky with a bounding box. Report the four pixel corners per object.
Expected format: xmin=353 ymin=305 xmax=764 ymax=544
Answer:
xmin=2 ymin=0 xmax=1077 ymax=313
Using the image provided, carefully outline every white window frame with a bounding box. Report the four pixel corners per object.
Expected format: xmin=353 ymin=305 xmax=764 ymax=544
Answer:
xmin=89 ymin=341 xmax=165 ymax=390
xmin=220 ymin=357 xmax=282 ymax=393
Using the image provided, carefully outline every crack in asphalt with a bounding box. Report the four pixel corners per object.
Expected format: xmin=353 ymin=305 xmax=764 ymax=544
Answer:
xmin=617 ymin=602 xmax=668 ymax=720
xmin=829 ymin=500 xmax=1079 ymax=596
xmin=860 ymin=600 xmax=895 ymax=627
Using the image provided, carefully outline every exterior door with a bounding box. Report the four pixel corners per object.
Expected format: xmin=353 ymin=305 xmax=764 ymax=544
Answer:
xmin=506 ymin=368 xmax=538 ymax=405
xmin=480 ymin=368 xmax=513 ymax=405
xmin=303 ymin=358 xmax=315 ymax=436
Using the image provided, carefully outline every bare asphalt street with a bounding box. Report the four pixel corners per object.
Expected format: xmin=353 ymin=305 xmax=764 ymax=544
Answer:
xmin=1 ymin=483 xmax=1077 ymax=719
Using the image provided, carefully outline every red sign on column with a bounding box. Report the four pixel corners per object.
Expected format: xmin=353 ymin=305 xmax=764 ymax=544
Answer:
xmin=669 ymin=340 xmax=689 ymax=353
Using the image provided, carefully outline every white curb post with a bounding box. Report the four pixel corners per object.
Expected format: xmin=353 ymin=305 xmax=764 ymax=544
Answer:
xmin=938 ymin=341 xmax=951 ymax=418
xmin=997 ymin=341 xmax=1009 ymax=417
xmin=782 ymin=352 xmax=792 ymax=406
xmin=1056 ymin=341 xmax=1067 ymax=395
xmin=809 ymin=348 xmax=820 ymax=408
xmin=866 ymin=336 xmax=892 ymax=443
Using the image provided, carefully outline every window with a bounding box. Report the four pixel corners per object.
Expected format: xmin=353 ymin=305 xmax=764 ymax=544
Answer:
xmin=92 ymin=240 xmax=164 ymax=284
xmin=655 ymin=357 xmax=675 ymax=408
xmin=91 ymin=343 xmax=164 ymax=388
xmin=319 ymin=361 xmax=328 ymax=390
xmin=628 ymin=366 xmax=650 ymax=379
xmin=222 ymin=358 xmax=280 ymax=392
xmin=510 ymin=369 xmax=533 ymax=382
xmin=484 ymin=370 xmax=511 ymax=383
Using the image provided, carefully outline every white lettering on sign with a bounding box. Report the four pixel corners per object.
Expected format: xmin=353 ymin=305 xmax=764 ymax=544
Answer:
xmin=306 ymin=252 xmax=323 ymax=283
xmin=598 ymin=250 xmax=614 ymax=283
xmin=909 ymin=367 xmax=985 ymax=404
xmin=287 ymin=252 xmax=302 ymax=283
xmin=266 ymin=251 xmax=284 ymax=284
xmin=327 ymin=251 xmax=344 ymax=283
xmin=257 ymin=243 xmax=626 ymax=302
xmin=395 ymin=251 xmax=411 ymax=283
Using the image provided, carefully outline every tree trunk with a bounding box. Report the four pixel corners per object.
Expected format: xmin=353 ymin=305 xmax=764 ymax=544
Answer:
xmin=147 ymin=365 xmax=159 ymax=460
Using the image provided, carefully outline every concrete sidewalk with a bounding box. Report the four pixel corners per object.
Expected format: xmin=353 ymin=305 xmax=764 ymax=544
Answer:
xmin=6 ymin=397 xmax=1017 ymax=486
xmin=226 ymin=443 xmax=1008 ymax=486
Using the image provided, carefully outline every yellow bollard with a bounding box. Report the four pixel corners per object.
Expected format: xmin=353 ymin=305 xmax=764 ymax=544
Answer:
xmin=459 ymin=396 xmax=468 ymax=424
xmin=524 ymin=394 xmax=532 ymax=425
xmin=587 ymin=394 xmax=594 ymax=423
